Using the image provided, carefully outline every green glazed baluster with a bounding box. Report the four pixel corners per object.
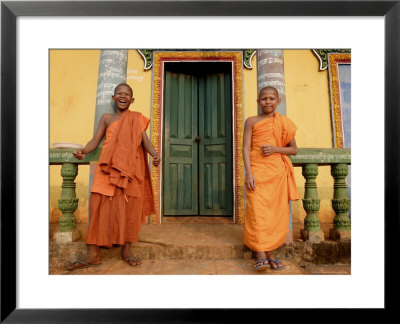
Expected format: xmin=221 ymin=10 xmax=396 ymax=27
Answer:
xmin=302 ymin=164 xmax=321 ymax=232
xmin=301 ymin=163 xmax=324 ymax=242
xmin=58 ymin=163 xmax=79 ymax=232
xmin=330 ymin=163 xmax=351 ymax=240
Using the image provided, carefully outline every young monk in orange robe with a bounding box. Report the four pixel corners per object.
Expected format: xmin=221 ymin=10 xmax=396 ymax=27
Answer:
xmin=243 ymin=86 xmax=300 ymax=271
xmin=68 ymin=83 xmax=160 ymax=270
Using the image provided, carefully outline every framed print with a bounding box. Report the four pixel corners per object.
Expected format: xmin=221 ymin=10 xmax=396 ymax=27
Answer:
xmin=1 ymin=0 xmax=398 ymax=321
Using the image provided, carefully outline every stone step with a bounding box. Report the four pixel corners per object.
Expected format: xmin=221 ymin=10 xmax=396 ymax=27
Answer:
xmin=49 ymin=223 xmax=350 ymax=272
xmin=50 ymin=257 xmax=352 ymax=276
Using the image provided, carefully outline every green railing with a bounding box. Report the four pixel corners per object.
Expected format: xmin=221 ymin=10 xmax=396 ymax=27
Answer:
xmin=291 ymin=148 xmax=351 ymax=241
xmin=49 ymin=147 xmax=351 ymax=242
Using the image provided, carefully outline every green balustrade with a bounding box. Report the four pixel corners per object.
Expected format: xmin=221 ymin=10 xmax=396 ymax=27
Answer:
xmin=50 ymin=147 xmax=101 ymax=242
xmin=49 ymin=147 xmax=351 ymax=242
xmin=290 ymin=148 xmax=351 ymax=242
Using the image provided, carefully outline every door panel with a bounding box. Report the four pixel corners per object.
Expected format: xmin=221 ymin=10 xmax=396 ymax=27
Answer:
xmin=163 ymin=70 xmax=232 ymax=216
xmin=199 ymin=73 xmax=233 ymax=215
xmin=163 ymin=72 xmax=198 ymax=215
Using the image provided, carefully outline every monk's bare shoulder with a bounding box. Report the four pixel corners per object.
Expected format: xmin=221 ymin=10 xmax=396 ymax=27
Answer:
xmin=245 ymin=116 xmax=261 ymax=129
xmin=101 ymin=113 xmax=119 ymax=128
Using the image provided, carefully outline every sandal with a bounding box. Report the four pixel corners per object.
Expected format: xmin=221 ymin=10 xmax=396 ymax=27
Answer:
xmin=123 ymin=256 xmax=142 ymax=267
xmin=268 ymin=259 xmax=284 ymax=271
xmin=67 ymin=260 xmax=101 ymax=271
xmin=254 ymin=258 xmax=268 ymax=272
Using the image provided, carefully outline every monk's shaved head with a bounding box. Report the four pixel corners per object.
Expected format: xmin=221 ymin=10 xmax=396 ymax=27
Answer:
xmin=114 ymin=83 xmax=133 ymax=97
xmin=259 ymin=86 xmax=279 ymax=99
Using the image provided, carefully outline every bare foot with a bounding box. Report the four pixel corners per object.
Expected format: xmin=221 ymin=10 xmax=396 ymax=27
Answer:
xmin=254 ymin=251 xmax=268 ymax=271
xmin=121 ymin=242 xmax=142 ymax=266
xmin=68 ymin=245 xmax=101 ymax=270
xmin=265 ymin=251 xmax=284 ymax=270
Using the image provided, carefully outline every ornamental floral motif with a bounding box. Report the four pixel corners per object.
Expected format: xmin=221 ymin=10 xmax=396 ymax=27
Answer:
xmin=58 ymin=198 xmax=79 ymax=212
xmin=59 ymin=216 xmax=76 ymax=232
xmin=302 ymin=164 xmax=319 ymax=178
xmin=331 ymin=163 xmax=349 ymax=178
xmin=302 ymin=198 xmax=320 ymax=212
xmin=60 ymin=163 xmax=78 ymax=178
xmin=304 ymin=215 xmax=321 ymax=231
xmin=312 ymin=49 xmax=351 ymax=71
xmin=322 ymin=52 xmax=351 ymax=148
xmin=333 ymin=216 xmax=351 ymax=230
xmin=332 ymin=199 xmax=350 ymax=213
xmin=138 ymin=49 xmax=255 ymax=70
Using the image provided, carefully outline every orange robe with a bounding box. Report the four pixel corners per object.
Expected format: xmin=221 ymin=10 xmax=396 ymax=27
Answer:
xmin=86 ymin=110 xmax=155 ymax=247
xmin=244 ymin=112 xmax=301 ymax=252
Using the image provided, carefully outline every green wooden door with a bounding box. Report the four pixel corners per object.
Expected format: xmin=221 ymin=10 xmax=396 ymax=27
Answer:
xmin=163 ymin=71 xmax=232 ymax=215
xmin=163 ymin=72 xmax=198 ymax=215
xmin=198 ymin=73 xmax=233 ymax=215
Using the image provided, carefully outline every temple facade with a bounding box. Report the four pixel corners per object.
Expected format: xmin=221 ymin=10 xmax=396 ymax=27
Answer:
xmin=49 ymin=49 xmax=351 ymax=236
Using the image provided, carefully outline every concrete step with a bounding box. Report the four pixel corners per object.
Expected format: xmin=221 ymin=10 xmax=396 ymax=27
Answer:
xmin=50 ymin=258 xmax=351 ymax=275
xmin=49 ymin=221 xmax=351 ymax=273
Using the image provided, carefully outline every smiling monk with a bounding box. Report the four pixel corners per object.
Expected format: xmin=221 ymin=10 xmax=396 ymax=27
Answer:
xmin=68 ymin=83 xmax=160 ymax=270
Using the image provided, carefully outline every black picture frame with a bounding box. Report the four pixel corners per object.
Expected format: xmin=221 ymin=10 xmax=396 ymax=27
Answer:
xmin=1 ymin=0 xmax=398 ymax=322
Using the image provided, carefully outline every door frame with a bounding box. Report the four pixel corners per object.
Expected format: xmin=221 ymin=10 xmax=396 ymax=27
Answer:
xmin=149 ymin=51 xmax=245 ymax=224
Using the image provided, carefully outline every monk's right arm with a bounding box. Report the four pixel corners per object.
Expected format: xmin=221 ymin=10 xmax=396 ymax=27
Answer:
xmin=73 ymin=115 xmax=106 ymax=160
xmin=243 ymin=118 xmax=256 ymax=191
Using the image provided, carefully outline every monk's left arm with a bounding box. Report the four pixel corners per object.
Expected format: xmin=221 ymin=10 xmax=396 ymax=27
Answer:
xmin=278 ymin=138 xmax=298 ymax=156
xmin=261 ymin=138 xmax=297 ymax=156
xmin=141 ymin=131 xmax=158 ymax=158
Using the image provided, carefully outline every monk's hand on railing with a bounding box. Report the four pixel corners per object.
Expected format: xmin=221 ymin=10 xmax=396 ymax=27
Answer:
xmin=261 ymin=144 xmax=276 ymax=156
xmin=245 ymin=173 xmax=256 ymax=191
xmin=152 ymin=154 xmax=160 ymax=167
xmin=73 ymin=149 xmax=86 ymax=160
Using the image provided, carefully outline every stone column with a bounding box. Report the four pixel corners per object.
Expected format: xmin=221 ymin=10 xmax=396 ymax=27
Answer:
xmin=93 ymin=49 xmax=129 ymax=138
xmin=329 ymin=163 xmax=351 ymax=241
xmin=300 ymin=163 xmax=325 ymax=242
xmin=256 ymin=49 xmax=286 ymax=115
xmin=256 ymin=49 xmax=293 ymax=243
xmin=88 ymin=49 xmax=128 ymax=218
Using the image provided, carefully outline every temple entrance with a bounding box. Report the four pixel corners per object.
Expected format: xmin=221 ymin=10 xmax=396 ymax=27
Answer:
xmin=162 ymin=62 xmax=233 ymax=216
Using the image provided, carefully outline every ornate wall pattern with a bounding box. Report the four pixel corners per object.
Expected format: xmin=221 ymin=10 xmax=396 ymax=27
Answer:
xmin=327 ymin=53 xmax=351 ymax=148
xmin=150 ymin=51 xmax=244 ymax=224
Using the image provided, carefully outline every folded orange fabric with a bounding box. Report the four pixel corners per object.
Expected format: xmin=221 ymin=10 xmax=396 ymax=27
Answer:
xmin=244 ymin=113 xmax=300 ymax=252
xmin=87 ymin=111 xmax=155 ymax=247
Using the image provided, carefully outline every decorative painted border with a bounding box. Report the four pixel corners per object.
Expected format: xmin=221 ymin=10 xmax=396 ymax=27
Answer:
xmin=139 ymin=49 xmax=254 ymax=70
xmin=312 ymin=49 xmax=351 ymax=71
xmin=150 ymin=51 xmax=244 ymax=224
xmin=328 ymin=53 xmax=351 ymax=148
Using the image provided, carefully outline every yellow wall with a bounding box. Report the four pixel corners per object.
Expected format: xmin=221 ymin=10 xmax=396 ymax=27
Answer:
xmin=243 ymin=54 xmax=258 ymax=123
xmin=49 ymin=49 xmax=153 ymax=224
xmin=49 ymin=50 xmax=99 ymax=223
xmin=284 ymin=50 xmax=335 ymax=224
xmin=50 ymin=49 xmax=338 ymax=226
xmin=126 ymin=50 xmax=153 ymax=125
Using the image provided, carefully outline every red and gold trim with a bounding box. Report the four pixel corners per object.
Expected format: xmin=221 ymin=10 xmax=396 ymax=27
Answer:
xmin=328 ymin=53 xmax=351 ymax=148
xmin=150 ymin=51 xmax=244 ymax=224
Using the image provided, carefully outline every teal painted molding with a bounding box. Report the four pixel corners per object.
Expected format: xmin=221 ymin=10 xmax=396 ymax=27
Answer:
xmin=290 ymin=148 xmax=351 ymax=165
xmin=50 ymin=147 xmax=351 ymax=165
xmin=49 ymin=148 xmax=102 ymax=165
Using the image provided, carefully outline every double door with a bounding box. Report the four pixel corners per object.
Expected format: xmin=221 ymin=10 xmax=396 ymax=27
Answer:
xmin=163 ymin=71 xmax=233 ymax=215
